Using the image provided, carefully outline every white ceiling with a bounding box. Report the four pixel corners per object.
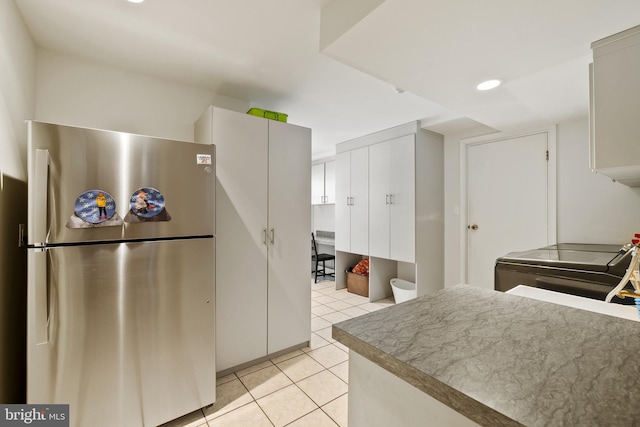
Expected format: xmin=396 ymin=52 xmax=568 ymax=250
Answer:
xmin=13 ymin=0 xmax=640 ymax=159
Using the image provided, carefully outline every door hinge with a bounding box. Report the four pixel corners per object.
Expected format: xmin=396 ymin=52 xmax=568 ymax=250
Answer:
xmin=546 ymin=150 xmax=549 ymax=161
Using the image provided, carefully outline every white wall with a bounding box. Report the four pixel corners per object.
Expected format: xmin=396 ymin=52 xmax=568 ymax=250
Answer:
xmin=313 ymin=204 xmax=335 ymax=233
xmin=0 ymin=0 xmax=36 ymax=180
xmin=556 ymin=117 xmax=640 ymax=243
xmin=35 ymin=49 xmax=249 ymax=141
xmin=443 ymin=117 xmax=640 ymax=287
xmin=0 ymin=0 xmax=35 ymax=404
xmin=443 ymin=133 xmax=460 ymax=288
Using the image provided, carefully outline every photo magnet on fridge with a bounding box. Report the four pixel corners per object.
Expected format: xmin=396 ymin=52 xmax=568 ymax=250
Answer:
xmin=66 ymin=189 xmax=124 ymax=228
xmin=124 ymin=187 xmax=172 ymax=223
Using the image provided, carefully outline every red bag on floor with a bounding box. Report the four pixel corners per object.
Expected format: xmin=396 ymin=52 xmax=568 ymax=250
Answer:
xmin=351 ymin=258 xmax=369 ymax=276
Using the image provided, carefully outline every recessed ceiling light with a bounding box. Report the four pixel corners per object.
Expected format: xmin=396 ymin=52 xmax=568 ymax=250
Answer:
xmin=127 ymin=0 xmax=144 ymax=3
xmin=476 ymin=79 xmax=502 ymax=91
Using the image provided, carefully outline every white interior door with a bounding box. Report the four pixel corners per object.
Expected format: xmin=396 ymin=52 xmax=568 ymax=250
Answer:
xmin=467 ymin=132 xmax=550 ymax=290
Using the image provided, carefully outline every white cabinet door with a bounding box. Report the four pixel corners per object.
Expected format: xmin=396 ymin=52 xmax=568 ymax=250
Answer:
xmin=312 ymin=161 xmax=336 ymax=205
xmin=350 ymin=147 xmax=369 ymax=255
xmin=389 ymin=135 xmax=415 ymax=263
xmin=368 ymin=136 xmax=415 ymax=262
xmin=369 ymin=141 xmax=391 ymax=258
xmin=212 ymin=109 xmax=269 ymax=372
xmin=592 ymin=27 xmax=640 ymax=171
xmin=324 ymin=160 xmax=336 ymax=204
xmin=311 ymin=163 xmax=325 ymax=205
xmin=589 ymin=25 xmax=640 ymax=186
xmin=267 ymin=121 xmax=311 ymax=354
xmin=335 ymin=152 xmax=351 ymax=252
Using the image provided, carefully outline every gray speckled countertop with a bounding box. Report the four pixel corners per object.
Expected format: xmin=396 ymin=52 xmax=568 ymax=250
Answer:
xmin=332 ymin=284 xmax=640 ymax=427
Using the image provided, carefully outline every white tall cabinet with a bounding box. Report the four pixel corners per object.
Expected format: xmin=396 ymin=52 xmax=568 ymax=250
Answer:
xmin=335 ymin=122 xmax=443 ymax=301
xmin=195 ymin=106 xmax=311 ymax=373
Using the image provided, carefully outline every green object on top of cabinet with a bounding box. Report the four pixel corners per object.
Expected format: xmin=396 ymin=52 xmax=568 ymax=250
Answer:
xmin=247 ymin=108 xmax=288 ymax=123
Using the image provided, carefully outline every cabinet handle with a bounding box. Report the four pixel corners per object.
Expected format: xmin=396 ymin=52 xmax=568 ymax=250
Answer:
xmin=389 ymin=194 xmax=394 ymax=205
xmin=262 ymin=228 xmax=267 ymax=246
xmin=385 ymin=194 xmax=390 ymax=205
xmin=350 ymin=196 xmax=355 ymax=206
xmin=270 ymin=228 xmax=275 ymax=245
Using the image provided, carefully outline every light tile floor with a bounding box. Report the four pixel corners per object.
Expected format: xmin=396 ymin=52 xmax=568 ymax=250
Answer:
xmin=162 ymin=279 xmax=394 ymax=427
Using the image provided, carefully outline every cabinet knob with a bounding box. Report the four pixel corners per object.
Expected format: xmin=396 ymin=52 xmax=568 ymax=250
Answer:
xmin=468 ymin=224 xmax=479 ymax=230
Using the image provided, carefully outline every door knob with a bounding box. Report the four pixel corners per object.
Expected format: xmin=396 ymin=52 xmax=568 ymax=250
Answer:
xmin=468 ymin=224 xmax=479 ymax=230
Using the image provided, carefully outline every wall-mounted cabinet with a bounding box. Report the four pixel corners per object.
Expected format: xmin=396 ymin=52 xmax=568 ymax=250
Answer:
xmin=369 ymin=135 xmax=415 ymax=263
xmin=195 ymin=106 xmax=311 ymax=373
xmin=334 ymin=122 xmax=443 ymax=301
xmin=335 ymin=147 xmax=368 ymax=255
xmin=590 ymin=24 xmax=640 ymax=186
xmin=312 ymin=160 xmax=335 ymax=205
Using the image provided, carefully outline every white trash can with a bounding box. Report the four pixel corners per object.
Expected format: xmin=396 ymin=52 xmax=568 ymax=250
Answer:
xmin=390 ymin=278 xmax=417 ymax=303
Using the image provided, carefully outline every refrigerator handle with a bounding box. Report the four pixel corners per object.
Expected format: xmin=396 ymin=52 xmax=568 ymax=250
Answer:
xmin=33 ymin=149 xmax=50 ymax=246
xmin=30 ymin=249 xmax=49 ymax=345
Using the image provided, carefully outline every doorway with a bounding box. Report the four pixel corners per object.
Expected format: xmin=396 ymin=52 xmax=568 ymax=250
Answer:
xmin=461 ymin=129 xmax=557 ymax=289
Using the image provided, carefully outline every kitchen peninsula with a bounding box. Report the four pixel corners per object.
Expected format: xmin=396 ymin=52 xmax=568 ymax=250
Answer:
xmin=333 ymin=284 xmax=640 ymax=427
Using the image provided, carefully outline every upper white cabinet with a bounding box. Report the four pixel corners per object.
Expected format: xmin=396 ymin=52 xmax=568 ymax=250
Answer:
xmin=312 ymin=164 xmax=325 ymax=204
xmin=334 ymin=122 xmax=443 ymax=300
xmin=195 ymin=106 xmax=311 ymax=372
xmin=312 ymin=160 xmax=335 ymax=205
xmin=590 ymin=24 xmax=640 ymax=186
xmin=325 ymin=161 xmax=335 ymax=203
xmin=369 ymin=135 xmax=415 ymax=263
xmin=335 ymin=147 xmax=368 ymax=254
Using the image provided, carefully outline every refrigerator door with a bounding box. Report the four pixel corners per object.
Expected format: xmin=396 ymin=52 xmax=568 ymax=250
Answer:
xmin=27 ymin=239 xmax=215 ymax=427
xmin=27 ymin=121 xmax=214 ymax=245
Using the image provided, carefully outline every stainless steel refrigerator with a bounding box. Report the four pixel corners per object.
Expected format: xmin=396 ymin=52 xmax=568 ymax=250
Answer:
xmin=26 ymin=121 xmax=215 ymax=427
